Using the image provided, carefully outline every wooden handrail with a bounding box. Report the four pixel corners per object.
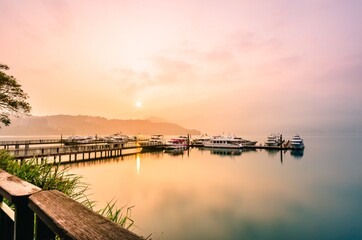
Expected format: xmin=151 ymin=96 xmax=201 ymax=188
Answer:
xmin=0 ymin=170 xmax=41 ymax=202
xmin=0 ymin=170 xmax=143 ymax=240
xmin=29 ymin=190 xmax=142 ymax=240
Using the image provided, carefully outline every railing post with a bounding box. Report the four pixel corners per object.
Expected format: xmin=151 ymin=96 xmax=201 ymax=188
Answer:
xmin=0 ymin=196 xmax=14 ymax=240
xmin=14 ymin=198 xmax=34 ymax=240
xmin=0 ymin=170 xmax=42 ymax=240
xmin=35 ymin=215 xmax=55 ymax=240
xmin=0 ymin=212 xmax=14 ymax=240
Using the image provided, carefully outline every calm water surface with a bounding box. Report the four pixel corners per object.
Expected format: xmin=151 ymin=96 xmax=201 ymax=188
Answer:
xmin=68 ymin=135 xmax=362 ymax=239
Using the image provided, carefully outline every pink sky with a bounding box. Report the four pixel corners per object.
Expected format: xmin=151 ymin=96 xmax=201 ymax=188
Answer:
xmin=1 ymin=0 xmax=361 ymax=134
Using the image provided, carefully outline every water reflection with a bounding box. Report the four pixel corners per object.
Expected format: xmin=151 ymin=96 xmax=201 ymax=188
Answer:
xmin=163 ymin=148 xmax=187 ymax=156
xmin=66 ymin=136 xmax=362 ymax=239
xmin=64 ymin=155 xmax=124 ymax=167
xmin=290 ymin=149 xmax=304 ymax=159
xmin=262 ymin=148 xmax=305 ymax=163
xmin=136 ymin=154 xmax=140 ymax=175
xmin=206 ymin=148 xmax=242 ymax=157
xmin=266 ymin=149 xmax=280 ymax=156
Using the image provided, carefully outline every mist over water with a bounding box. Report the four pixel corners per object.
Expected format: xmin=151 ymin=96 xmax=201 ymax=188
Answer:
xmin=68 ymin=135 xmax=362 ymax=239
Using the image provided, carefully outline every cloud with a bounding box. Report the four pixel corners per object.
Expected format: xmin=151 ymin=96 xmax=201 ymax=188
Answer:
xmin=108 ymin=68 xmax=152 ymax=91
xmin=153 ymin=57 xmax=198 ymax=85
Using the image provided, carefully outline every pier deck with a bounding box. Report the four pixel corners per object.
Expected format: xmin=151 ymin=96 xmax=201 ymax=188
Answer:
xmin=3 ymin=141 xmax=160 ymax=163
xmin=2 ymin=137 xmax=296 ymax=164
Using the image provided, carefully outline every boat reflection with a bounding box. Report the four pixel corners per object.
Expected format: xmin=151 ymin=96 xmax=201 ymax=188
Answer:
xmin=205 ymin=148 xmax=242 ymax=157
xmin=163 ymin=148 xmax=187 ymax=156
xmin=266 ymin=149 xmax=280 ymax=156
xmin=290 ymin=149 xmax=304 ymax=159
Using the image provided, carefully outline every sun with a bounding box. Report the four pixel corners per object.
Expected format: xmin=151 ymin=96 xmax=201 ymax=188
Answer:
xmin=135 ymin=101 xmax=142 ymax=108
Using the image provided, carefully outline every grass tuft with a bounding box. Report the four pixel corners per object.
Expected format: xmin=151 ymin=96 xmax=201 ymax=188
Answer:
xmin=98 ymin=200 xmax=135 ymax=229
xmin=0 ymin=150 xmax=135 ymax=230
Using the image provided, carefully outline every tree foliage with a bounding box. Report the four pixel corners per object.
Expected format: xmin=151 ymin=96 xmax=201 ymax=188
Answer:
xmin=0 ymin=63 xmax=31 ymax=126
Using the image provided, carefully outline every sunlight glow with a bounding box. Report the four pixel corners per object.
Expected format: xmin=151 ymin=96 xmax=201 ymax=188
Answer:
xmin=136 ymin=101 xmax=142 ymax=108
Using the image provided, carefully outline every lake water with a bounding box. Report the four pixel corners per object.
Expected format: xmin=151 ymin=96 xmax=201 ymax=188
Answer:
xmin=67 ymin=135 xmax=362 ymax=240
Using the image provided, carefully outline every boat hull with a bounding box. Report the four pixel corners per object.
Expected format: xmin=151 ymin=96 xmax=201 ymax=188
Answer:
xmin=203 ymin=143 xmax=242 ymax=149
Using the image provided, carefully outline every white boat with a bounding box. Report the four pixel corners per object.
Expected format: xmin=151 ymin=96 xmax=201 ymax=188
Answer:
xmin=64 ymin=135 xmax=94 ymax=144
xmin=265 ymin=133 xmax=282 ymax=146
xmin=232 ymin=136 xmax=258 ymax=146
xmin=204 ymin=136 xmax=243 ymax=149
xmin=165 ymin=136 xmax=189 ymax=149
xmin=148 ymin=135 xmax=165 ymax=144
xmin=192 ymin=134 xmax=212 ymax=147
xmin=290 ymin=134 xmax=305 ymax=150
xmin=106 ymin=133 xmax=130 ymax=143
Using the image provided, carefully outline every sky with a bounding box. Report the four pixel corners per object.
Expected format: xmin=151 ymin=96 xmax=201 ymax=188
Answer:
xmin=1 ymin=0 xmax=361 ymax=134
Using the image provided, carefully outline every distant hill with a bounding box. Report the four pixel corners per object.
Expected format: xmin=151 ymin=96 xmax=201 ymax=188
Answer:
xmin=146 ymin=116 xmax=168 ymax=123
xmin=0 ymin=115 xmax=200 ymax=136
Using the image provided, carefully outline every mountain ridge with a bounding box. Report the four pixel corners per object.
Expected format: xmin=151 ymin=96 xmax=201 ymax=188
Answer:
xmin=0 ymin=115 xmax=200 ymax=136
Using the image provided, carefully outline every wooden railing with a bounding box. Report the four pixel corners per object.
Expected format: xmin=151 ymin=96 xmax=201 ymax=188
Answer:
xmin=5 ymin=141 xmax=165 ymax=160
xmin=0 ymin=139 xmax=62 ymax=147
xmin=0 ymin=169 xmax=142 ymax=240
xmin=7 ymin=143 xmax=125 ymax=158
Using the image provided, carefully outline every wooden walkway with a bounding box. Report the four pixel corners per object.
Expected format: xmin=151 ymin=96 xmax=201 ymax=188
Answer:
xmin=2 ymin=137 xmax=294 ymax=164
xmin=0 ymin=138 xmax=114 ymax=149
xmin=4 ymin=140 xmax=167 ymax=163
xmin=0 ymin=139 xmax=63 ymax=150
xmin=7 ymin=144 xmax=123 ymax=162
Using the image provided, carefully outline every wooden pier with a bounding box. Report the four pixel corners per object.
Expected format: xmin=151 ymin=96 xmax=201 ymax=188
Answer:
xmin=1 ymin=137 xmax=296 ymax=164
xmin=3 ymin=140 xmax=164 ymax=163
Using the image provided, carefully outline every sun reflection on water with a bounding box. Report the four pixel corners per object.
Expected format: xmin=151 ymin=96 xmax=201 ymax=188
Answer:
xmin=136 ymin=154 xmax=140 ymax=175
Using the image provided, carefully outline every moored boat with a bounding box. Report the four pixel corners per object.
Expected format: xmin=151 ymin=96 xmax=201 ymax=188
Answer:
xmin=232 ymin=136 xmax=257 ymax=146
xmin=192 ymin=134 xmax=212 ymax=147
xmin=204 ymin=136 xmax=243 ymax=149
xmin=165 ymin=135 xmax=189 ymax=149
xmin=141 ymin=134 xmax=166 ymax=148
xmin=64 ymin=135 xmax=95 ymax=144
xmin=265 ymin=133 xmax=283 ymax=147
xmin=105 ymin=133 xmax=130 ymax=143
xmin=148 ymin=135 xmax=166 ymax=144
xmin=290 ymin=134 xmax=305 ymax=150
